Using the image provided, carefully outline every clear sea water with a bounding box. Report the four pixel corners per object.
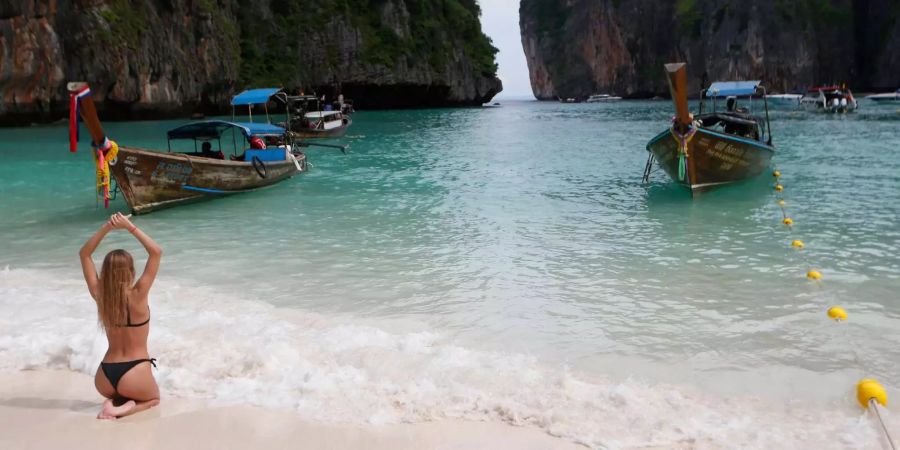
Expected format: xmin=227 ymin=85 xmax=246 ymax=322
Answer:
xmin=1 ymin=100 xmax=899 ymax=448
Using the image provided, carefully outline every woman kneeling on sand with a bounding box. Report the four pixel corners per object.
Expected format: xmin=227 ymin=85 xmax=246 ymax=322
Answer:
xmin=79 ymin=212 xmax=162 ymax=419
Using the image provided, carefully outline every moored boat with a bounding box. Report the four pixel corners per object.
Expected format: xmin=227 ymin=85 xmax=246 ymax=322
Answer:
xmin=585 ymin=94 xmax=622 ymax=103
xmin=800 ymin=85 xmax=858 ymax=113
xmin=287 ymin=110 xmax=352 ymax=139
xmin=643 ymin=64 xmax=775 ymax=194
xmin=764 ymin=93 xmax=802 ymax=107
xmin=68 ymin=82 xmax=306 ymax=214
xmin=866 ymin=89 xmax=900 ymax=104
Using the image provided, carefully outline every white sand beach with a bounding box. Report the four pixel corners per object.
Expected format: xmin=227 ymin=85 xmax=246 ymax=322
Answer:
xmin=0 ymin=370 xmax=587 ymax=450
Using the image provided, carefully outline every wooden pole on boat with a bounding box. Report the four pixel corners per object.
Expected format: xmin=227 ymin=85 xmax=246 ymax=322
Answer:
xmin=665 ymin=63 xmax=692 ymax=131
xmin=67 ymin=82 xmax=107 ymax=146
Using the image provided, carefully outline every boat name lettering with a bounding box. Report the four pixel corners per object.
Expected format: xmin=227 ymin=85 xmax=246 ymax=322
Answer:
xmin=124 ymin=166 xmax=143 ymax=176
xmin=124 ymin=156 xmax=138 ymax=166
xmin=150 ymin=161 xmax=193 ymax=183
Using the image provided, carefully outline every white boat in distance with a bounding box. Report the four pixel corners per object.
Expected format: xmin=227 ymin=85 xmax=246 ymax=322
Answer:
xmin=866 ymin=89 xmax=900 ymax=104
xmin=586 ymin=94 xmax=622 ymax=102
xmin=799 ymin=85 xmax=858 ymax=113
xmin=765 ymin=93 xmax=802 ymax=107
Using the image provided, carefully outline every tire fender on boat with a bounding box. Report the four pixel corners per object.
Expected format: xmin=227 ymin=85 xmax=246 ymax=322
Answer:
xmin=251 ymin=156 xmax=267 ymax=179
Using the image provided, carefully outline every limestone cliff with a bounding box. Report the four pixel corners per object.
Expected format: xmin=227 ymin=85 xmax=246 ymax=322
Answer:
xmin=520 ymin=0 xmax=900 ymax=99
xmin=0 ymin=0 xmax=500 ymax=124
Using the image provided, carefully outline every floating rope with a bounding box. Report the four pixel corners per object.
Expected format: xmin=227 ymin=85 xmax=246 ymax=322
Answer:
xmin=773 ymin=169 xmax=895 ymax=448
xmin=871 ymin=398 xmax=898 ymax=450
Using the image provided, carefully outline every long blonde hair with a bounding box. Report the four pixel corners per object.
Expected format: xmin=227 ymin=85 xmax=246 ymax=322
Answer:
xmin=97 ymin=249 xmax=135 ymax=330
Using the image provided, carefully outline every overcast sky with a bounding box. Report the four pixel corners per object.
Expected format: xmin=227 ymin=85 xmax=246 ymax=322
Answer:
xmin=479 ymin=0 xmax=535 ymax=99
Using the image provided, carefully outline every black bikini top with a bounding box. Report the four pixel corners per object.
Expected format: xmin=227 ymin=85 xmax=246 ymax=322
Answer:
xmin=123 ymin=307 xmax=150 ymax=328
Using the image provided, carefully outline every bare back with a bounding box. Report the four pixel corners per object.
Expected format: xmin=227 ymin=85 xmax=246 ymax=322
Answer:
xmin=103 ymin=289 xmax=151 ymax=362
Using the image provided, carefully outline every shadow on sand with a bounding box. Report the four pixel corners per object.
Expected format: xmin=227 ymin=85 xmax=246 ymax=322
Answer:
xmin=0 ymin=397 xmax=96 ymax=412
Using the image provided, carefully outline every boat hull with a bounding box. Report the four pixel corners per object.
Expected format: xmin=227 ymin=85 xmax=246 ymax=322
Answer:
xmin=646 ymin=127 xmax=774 ymax=193
xmin=110 ymin=147 xmax=304 ymax=214
xmin=288 ymin=116 xmax=352 ymax=139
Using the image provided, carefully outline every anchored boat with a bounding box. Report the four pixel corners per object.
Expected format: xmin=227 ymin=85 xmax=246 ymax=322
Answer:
xmin=585 ymin=94 xmax=622 ymax=103
xmin=643 ymin=63 xmax=775 ymax=194
xmin=764 ymin=93 xmax=802 ymax=107
xmin=287 ymin=110 xmax=352 ymax=139
xmin=866 ymin=89 xmax=900 ymax=104
xmin=800 ymin=85 xmax=858 ymax=113
xmin=68 ymin=82 xmax=306 ymax=214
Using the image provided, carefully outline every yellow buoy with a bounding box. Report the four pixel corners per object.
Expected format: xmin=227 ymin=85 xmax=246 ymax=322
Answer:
xmin=777 ymin=199 xmax=786 ymax=207
xmin=807 ymin=270 xmax=822 ymax=280
xmin=783 ymin=218 xmax=793 ymax=226
xmin=773 ymin=170 xmax=781 ymax=178
xmin=775 ymin=184 xmax=784 ymax=192
xmin=857 ymin=379 xmax=888 ymax=408
xmin=827 ymin=306 xmax=847 ymax=321
xmin=791 ymin=240 xmax=804 ymax=249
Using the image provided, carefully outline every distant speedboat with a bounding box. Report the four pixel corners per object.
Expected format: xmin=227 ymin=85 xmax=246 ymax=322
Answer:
xmin=643 ymin=64 xmax=775 ymax=194
xmin=557 ymin=96 xmax=579 ymax=103
xmin=585 ymin=94 xmax=622 ymax=103
xmin=867 ymin=89 xmax=900 ymax=104
xmin=765 ymin=93 xmax=802 ymax=107
xmin=800 ymin=86 xmax=858 ymax=113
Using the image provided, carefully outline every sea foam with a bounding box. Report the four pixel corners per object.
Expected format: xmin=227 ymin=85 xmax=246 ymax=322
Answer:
xmin=0 ymin=266 xmax=890 ymax=449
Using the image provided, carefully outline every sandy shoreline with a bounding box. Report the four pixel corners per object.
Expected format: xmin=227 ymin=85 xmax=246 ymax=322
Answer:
xmin=0 ymin=370 xmax=589 ymax=450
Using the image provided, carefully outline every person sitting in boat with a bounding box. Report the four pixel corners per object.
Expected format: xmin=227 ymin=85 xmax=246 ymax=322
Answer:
xmin=199 ymin=141 xmax=224 ymax=160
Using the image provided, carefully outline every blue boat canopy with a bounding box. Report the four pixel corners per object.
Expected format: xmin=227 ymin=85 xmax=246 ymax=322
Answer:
xmin=167 ymin=120 xmax=286 ymax=140
xmin=231 ymin=88 xmax=282 ymax=106
xmin=706 ymin=81 xmax=762 ymax=97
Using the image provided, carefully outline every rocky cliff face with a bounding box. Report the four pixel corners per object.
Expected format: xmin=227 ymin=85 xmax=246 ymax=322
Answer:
xmin=520 ymin=0 xmax=900 ymax=99
xmin=0 ymin=0 xmax=500 ymax=124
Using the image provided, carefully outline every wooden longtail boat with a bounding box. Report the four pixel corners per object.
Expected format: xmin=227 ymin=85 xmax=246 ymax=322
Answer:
xmin=68 ymin=82 xmax=306 ymax=214
xmin=643 ymin=63 xmax=776 ymax=194
xmin=230 ymin=89 xmax=353 ymax=139
xmin=287 ymin=110 xmax=352 ymax=139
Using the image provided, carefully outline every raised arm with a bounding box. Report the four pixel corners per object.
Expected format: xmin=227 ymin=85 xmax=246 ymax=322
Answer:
xmin=110 ymin=213 xmax=162 ymax=294
xmin=79 ymin=220 xmax=114 ymax=300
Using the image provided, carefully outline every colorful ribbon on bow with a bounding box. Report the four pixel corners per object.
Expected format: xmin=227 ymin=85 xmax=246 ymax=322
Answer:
xmin=68 ymin=86 xmax=91 ymax=153
xmin=670 ymin=123 xmax=697 ymax=182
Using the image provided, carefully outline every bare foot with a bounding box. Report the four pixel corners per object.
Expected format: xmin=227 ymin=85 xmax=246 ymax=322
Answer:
xmin=105 ymin=399 xmax=136 ymax=418
xmin=97 ymin=399 xmax=117 ymax=420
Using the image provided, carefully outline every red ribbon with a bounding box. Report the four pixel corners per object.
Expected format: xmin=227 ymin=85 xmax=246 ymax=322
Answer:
xmin=68 ymin=93 xmax=78 ymax=152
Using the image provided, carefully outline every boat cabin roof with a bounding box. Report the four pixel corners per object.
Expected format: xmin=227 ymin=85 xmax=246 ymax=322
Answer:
xmin=305 ymin=111 xmax=342 ymax=119
xmin=706 ymin=81 xmax=762 ymax=97
xmin=231 ymin=88 xmax=284 ymax=106
xmin=167 ymin=120 xmax=286 ymax=140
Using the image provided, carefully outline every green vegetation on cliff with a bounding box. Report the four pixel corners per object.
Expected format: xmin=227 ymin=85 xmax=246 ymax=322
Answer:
xmin=236 ymin=0 xmax=498 ymax=88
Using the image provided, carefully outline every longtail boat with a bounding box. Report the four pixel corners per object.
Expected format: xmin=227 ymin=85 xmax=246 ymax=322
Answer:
xmin=68 ymin=82 xmax=306 ymax=214
xmin=230 ymin=89 xmax=352 ymax=139
xmin=286 ymin=110 xmax=352 ymax=139
xmin=643 ymin=63 xmax=776 ymax=194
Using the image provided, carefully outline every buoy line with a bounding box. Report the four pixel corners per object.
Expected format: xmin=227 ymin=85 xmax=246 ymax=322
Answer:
xmin=772 ymin=169 xmax=895 ymax=449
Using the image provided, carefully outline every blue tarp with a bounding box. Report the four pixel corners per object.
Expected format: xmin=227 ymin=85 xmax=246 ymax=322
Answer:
xmin=706 ymin=81 xmax=761 ymax=97
xmin=167 ymin=120 xmax=286 ymax=140
xmin=231 ymin=88 xmax=282 ymax=106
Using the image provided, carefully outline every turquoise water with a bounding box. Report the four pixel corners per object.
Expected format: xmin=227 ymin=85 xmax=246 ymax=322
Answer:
xmin=1 ymin=100 xmax=899 ymax=447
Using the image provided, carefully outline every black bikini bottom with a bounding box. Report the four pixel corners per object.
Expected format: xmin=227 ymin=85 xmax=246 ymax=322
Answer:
xmin=100 ymin=358 xmax=157 ymax=391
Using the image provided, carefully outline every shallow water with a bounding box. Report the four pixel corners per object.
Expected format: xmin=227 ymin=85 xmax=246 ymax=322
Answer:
xmin=1 ymin=100 xmax=899 ymax=448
